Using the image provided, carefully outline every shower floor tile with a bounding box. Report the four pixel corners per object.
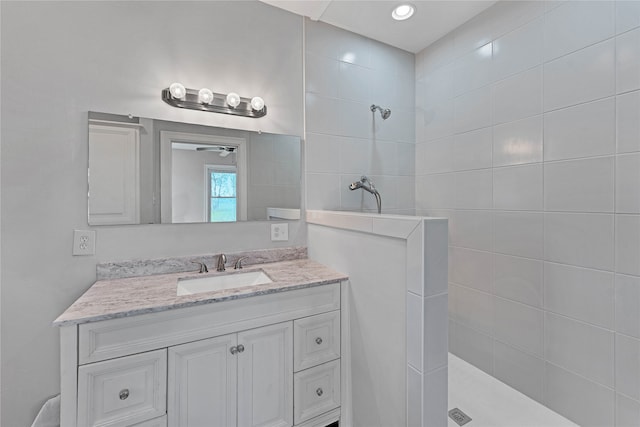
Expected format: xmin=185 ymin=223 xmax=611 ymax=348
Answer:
xmin=448 ymin=353 xmax=578 ymax=427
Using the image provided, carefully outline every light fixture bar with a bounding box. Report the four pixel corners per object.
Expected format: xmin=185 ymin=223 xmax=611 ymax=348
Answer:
xmin=161 ymin=87 xmax=267 ymax=118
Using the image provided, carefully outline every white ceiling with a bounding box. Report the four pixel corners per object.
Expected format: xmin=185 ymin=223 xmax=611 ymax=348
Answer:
xmin=260 ymin=0 xmax=498 ymax=53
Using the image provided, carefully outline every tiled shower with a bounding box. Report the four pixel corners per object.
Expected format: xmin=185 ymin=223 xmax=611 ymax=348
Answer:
xmin=415 ymin=1 xmax=640 ymax=425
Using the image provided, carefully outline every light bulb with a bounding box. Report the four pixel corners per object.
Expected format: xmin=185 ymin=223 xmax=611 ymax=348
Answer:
xmin=198 ymin=88 xmax=214 ymax=104
xmin=250 ymin=96 xmax=265 ymax=111
xmin=169 ymin=82 xmax=186 ymax=99
xmin=226 ymin=92 xmax=241 ymax=108
xmin=392 ymin=4 xmax=415 ymax=20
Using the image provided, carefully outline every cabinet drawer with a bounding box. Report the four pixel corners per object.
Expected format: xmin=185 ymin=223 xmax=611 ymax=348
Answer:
xmin=78 ymin=349 xmax=167 ymax=427
xmin=294 ymin=360 xmax=340 ymax=424
xmin=294 ymin=311 xmax=340 ymax=371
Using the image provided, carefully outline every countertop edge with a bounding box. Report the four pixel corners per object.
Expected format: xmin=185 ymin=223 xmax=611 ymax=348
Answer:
xmin=53 ymin=275 xmax=347 ymax=327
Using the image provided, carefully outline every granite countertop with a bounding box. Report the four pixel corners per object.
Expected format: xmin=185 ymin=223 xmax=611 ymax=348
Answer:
xmin=54 ymin=259 xmax=348 ymax=326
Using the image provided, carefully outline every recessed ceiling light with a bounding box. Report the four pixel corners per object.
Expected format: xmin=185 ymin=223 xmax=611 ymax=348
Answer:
xmin=392 ymin=4 xmax=415 ymax=21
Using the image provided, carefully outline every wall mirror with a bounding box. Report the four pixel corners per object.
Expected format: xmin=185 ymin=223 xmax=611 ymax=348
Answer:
xmin=87 ymin=112 xmax=301 ymax=225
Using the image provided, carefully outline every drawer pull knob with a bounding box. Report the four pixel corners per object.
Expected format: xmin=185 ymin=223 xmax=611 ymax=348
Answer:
xmin=230 ymin=346 xmax=238 ymax=355
xmin=315 ymin=337 xmax=323 ymax=345
xmin=237 ymin=344 xmax=245 ymax=353
xmin=119 ymin=389 xmax=130 ymax=400
xmin=316 ymin=387 xmax=323 ymax=397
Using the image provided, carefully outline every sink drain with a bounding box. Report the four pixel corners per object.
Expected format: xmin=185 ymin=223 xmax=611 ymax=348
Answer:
xmin=448 ymin=408 xmax=472 ymax=426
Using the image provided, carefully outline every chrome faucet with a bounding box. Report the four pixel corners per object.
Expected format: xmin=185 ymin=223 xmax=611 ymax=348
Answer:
xmin=348 ymin=175 xmax=382 ymax=214
xmin=216 ymin=254 xmax=227 ymax=272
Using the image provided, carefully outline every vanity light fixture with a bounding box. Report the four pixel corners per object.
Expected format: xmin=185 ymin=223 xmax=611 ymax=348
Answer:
xmin=392 ymin=3 xmax=415 ymax=21
xmin=162 ymin=83 xmax=267 ymax=118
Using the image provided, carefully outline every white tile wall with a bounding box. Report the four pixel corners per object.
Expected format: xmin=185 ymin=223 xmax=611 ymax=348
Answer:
xmin=615 ymin=215 xmax=640 ymax=276
xmin=543 ymin=97 xmax=616 ymax=161
xmin=616 ymin=153 xmax=640 ymax=213
xmin=455 ymin=285 xmax=493 ymax=335
xmin=542 ymin=0 xmax=614 ymax=62
xmin=493 ymin=163 xmax=543 ymax=211
xmin=450 ymin=210 xmax=493 ymax=251
xmin=543 ymin=156 xmax=615 ymax=213
xmin=416 ymin=2 xmax=640 ymax=424
xmin=616 ymin=1 xmax=640 ymax=34
xmin=494 ymin=253 xmax=543 ymax=308
xmin=544 ymin=262 xmax=614 ymax=328
xmin=454 ymin=85 xmax=493 ymax=132
xmin=543 ymin=39 xmax=615 ymax=112
xmin=493 ymin=66 xmax=543 ymax=124
xmin=305 ymin=19 xmax=415 ymax=215
xmin=544 ymin=362 xmax=615 ymax=427
xmin=544 ymin=212 xmax=614 ymax=270
xmin=545 ymin=312 xmax=614 ymax=388
xmin=494 ymin=211 xmax=544 ymax=259
xmin=615 ymin=334 xmax=640 ymax=400
xmin=617 ymin=90 xmax=640 ymax=153
xmin=617 ymin=393 xmax=640 ymax=427
xmin=453 ymin=127 xmax=493 ymax=171
xmin=492 ymin=16 xmax=543 ymax=81
xmin=494 ymin=340 xmax=545 ymax=402
xmin=616 ymin=27 xmax=640 ymax=94
xmin=494 ymin=297 xmax=544 ymax=356
xmin=615 ymin=274 xmax=640 ymax=338
xmin=492 ymin=115 xmax=543 ymax=167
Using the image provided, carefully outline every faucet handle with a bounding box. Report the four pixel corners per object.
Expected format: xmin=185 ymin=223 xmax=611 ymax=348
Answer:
xmin=234 ymin=257 xmax=248 ymax=270
xmin=191 ymin=261 xmax=208 ymax=274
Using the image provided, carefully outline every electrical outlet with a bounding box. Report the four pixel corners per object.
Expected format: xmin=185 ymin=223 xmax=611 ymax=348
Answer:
xmin=73 ymin=230 xmax=96 ymax=256
xmin=270 ymin=223 xmax=289 ymax=241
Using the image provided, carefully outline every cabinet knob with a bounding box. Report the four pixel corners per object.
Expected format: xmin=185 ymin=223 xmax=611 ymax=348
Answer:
xmin=230 ymin=346 xmax=238 ymax=355
xmin=237 ymin=344 xmax=245 ymax=353
xmin=316 ymin=387 xmax=323 ymax=397
xmin=315 ymin=337 xmax=323 ymax=345
xmin=119 ymin=389 xmax=130 ymax=400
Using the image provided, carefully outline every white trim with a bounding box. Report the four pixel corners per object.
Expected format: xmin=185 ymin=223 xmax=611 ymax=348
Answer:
xmin=88 ymin=118 xmax=145 ymax=128
xmin=160 ymin=131 xmax=247 ymax=223
xmin=60 ymin=325 xmax=78 ymax=427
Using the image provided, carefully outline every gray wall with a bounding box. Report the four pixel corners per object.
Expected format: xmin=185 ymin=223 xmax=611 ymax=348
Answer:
xmin=0 ymin=2 xmax=303 ymax=425
xmin=415 ymin=1 xmax=640 ymax=425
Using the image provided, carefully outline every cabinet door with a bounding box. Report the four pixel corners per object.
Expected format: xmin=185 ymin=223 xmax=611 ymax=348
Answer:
xmin=238 ymin=322 xmax=293 ymax=427
xmin=168 ymin=334 xmax=237 ymax=427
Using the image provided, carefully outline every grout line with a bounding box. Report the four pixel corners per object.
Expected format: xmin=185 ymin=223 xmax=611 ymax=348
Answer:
xmin=613 ymin=19 xmax=618 ymax=425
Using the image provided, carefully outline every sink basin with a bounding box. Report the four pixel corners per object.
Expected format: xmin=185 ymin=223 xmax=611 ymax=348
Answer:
xmin=177 ymin=270 xmax=273 ymax=296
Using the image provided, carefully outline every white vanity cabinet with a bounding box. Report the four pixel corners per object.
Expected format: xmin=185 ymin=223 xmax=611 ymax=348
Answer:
xmin=59 ymin=282 xmax=343 ymax=427
xmin=168 ymin=322 xmax=293 ymax=427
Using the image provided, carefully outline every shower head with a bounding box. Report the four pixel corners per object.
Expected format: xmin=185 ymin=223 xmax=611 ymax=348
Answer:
xmin=370 ymin=104 xmax=391 ymax=120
